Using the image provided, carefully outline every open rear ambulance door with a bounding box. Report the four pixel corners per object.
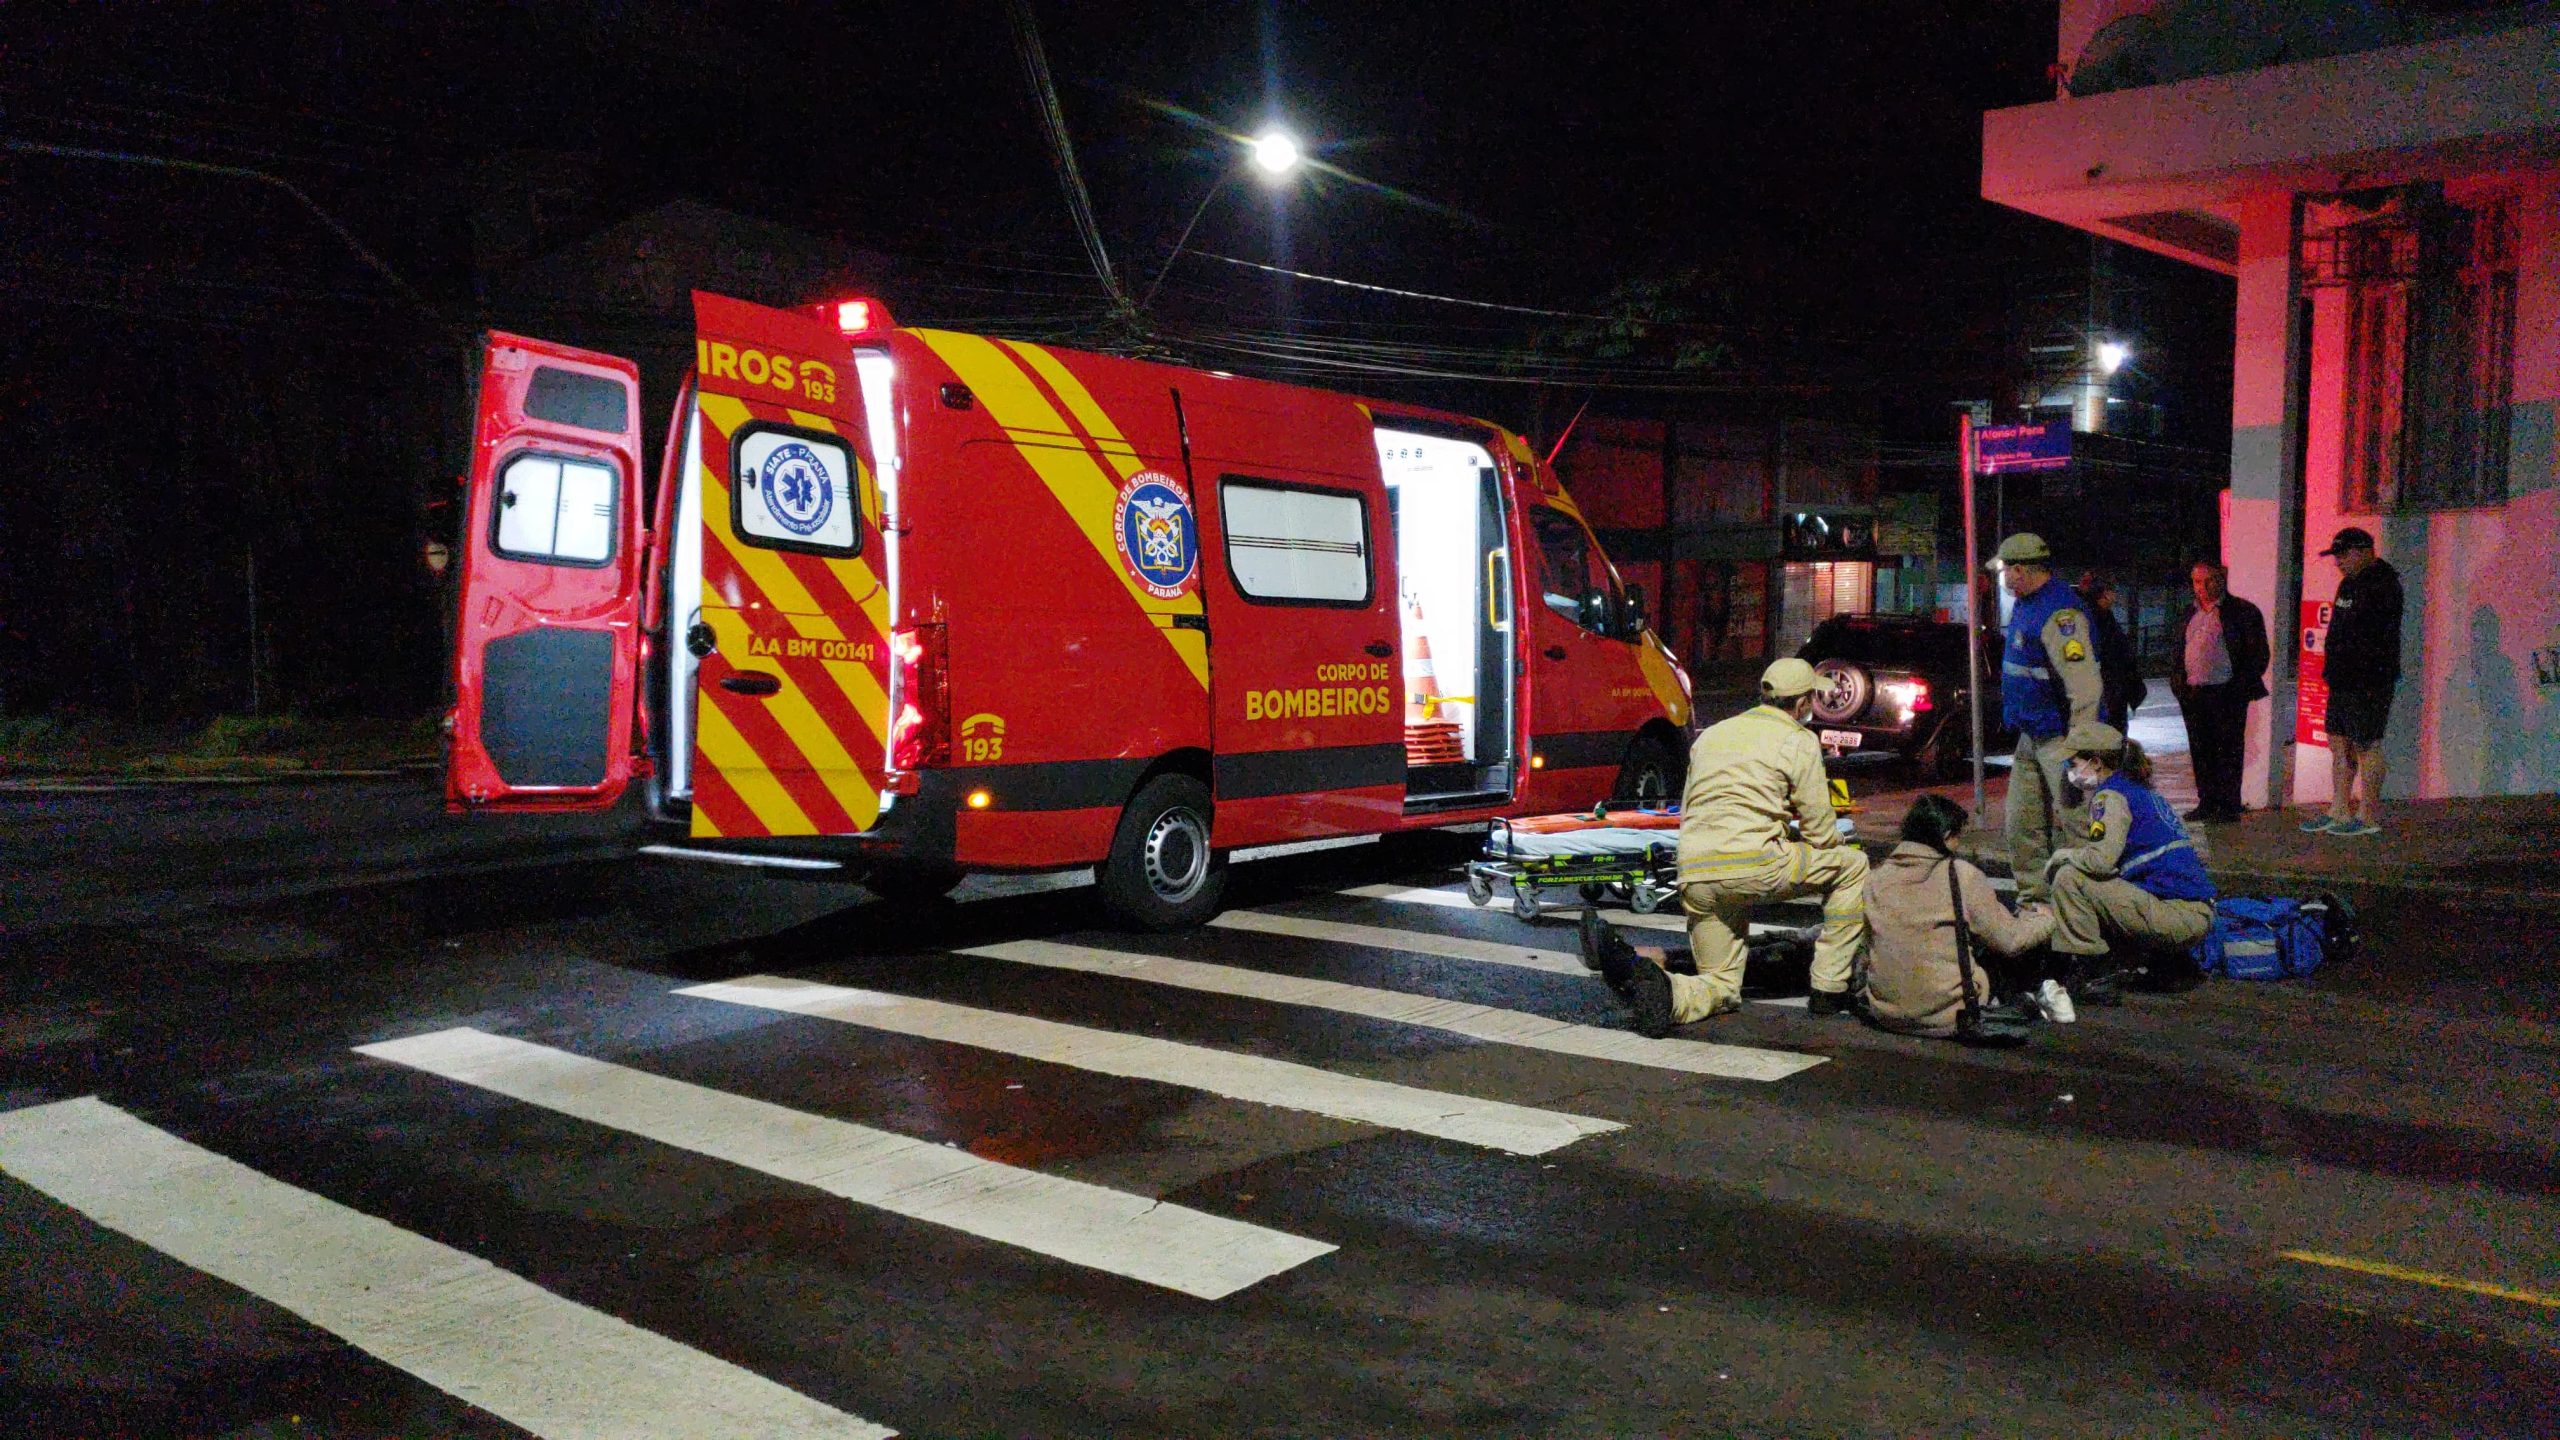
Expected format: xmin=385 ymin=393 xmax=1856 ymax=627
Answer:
xmin=680 ymin=291 xmax=889 ymax=841
xmin=447 ymin=334 xmax=647 ymax=811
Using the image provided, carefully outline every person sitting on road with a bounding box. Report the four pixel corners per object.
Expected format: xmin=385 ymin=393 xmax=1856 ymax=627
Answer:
xmin=2042 ymin=720 xmax=2218 ymax=1001
xmin=1588 ymin=658 xmax=1867 ymax=1037
xmin=1860 ymin=794 xmax=2053 ymax=1038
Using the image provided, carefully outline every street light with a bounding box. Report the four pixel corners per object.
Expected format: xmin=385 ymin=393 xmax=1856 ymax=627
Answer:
xmin=1142 ymin=129 xmax=1306 ymax=310
xmin=2096 ymin=339 xmax=2132 ymax=375
xmin=1248 ymin=129 xmax=1302 ymax=178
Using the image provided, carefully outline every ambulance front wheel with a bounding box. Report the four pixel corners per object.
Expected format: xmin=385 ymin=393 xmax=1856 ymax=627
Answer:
xmin=1615 ymin=734 xmax=1683 ymax=807
xmin=1099 ymin=774 xmax=1226 ymax=930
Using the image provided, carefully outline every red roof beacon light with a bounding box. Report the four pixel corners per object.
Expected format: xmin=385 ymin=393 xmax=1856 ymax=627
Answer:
xmin=827 ymin=296 xmax=893 ymax=339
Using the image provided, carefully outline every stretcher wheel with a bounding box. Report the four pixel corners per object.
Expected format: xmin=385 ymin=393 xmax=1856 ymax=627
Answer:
xmin=1578 ymin=882 xmax=1606 ymax=904
xmin=1629 ymin=881 xmax=1665 ymax=916
xmin=1511 ymin=876 xmax=1543 ymax=920
xmin=1465 ymin=870 xmax=1494 ymax=906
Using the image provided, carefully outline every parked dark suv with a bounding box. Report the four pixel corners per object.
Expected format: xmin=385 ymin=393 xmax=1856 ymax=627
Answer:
xmin=1795 ymin=614 xmax=2013 ymax=777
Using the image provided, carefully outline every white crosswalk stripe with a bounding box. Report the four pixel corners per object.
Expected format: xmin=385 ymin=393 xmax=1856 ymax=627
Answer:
xmin=356 ymin=1029 xmax=1334 ymax=1300
xmin=960 ymin=941 xmax=1826 ymax=1082
xmin=1212 ymin=910 xmax=1587 ymax=975
xmin=0 ymin=1097 xmax=894 ymax=1440
xmin=676 ymin=975 xmax=1621 ymax=1156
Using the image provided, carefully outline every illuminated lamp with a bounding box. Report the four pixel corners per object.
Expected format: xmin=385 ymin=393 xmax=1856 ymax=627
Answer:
xmin=967 ymin=789 xmax=993 ymax=810
xmin=826 ymin=296 xmax=895 ymax=338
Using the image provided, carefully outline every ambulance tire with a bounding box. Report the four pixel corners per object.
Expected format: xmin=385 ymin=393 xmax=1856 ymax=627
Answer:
xmin=862 ymin=861 xmax=964 ymax=904
xmin=1614 ymin=734 xmax=1683 ymax=807
xmin=1099 ymin=774 xmax=1226 ymax=930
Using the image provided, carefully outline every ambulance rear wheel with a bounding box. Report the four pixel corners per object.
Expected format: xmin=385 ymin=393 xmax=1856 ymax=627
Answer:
xmin=1100 ymin=774 xmax=1225 ymax=930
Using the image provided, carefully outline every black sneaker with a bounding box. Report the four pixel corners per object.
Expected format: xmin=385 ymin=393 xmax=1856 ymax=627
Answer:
xmin=1588 ymin=917 xmax=1641 ymax=999
xmin=1806 ymin=988 xmax=1858 ymax=1018
xmin=2181 ymin=806 xmax=2213 ymax=822
xmin=1621 ymin=951 xmax=1677 ymax=1038
xmin=1980 ymin=995 xmax=2041 ymax=1024
xmin=1578 ymin=905 xmax=1611 ymax=974
xmin=2077 ymin=970 xmax=2127 ymax=1007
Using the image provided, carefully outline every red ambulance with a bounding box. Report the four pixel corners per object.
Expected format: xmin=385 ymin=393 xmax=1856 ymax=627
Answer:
xmin=448 ymin=292 xmax=1693 ymax=927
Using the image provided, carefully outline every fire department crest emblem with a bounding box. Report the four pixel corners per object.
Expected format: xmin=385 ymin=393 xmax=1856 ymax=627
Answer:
xmin=759 ymin=441 xmax=835 ymax=537
xmin=1114 ymin=472 xmax=1197 ymax=599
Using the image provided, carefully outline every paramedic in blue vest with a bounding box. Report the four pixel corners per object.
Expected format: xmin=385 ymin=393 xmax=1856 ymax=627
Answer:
xmin=2043 ymin=720 xmax=2217 ymax=992
xmin=1994 ymin=533 xmax=2105 ymax=904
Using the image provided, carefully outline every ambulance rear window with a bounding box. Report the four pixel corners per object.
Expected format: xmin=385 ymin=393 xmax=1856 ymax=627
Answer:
xmin=523 ymin=365 xmax=629 ymax=434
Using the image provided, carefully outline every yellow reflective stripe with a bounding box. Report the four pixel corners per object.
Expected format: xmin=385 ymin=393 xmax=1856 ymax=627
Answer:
xmin=699 ymin=475 xmax=888 ymax=748
xmin=914 ymin=330 xmax=1208 ymax=690
xmin=695 ymin=701 xmax=813 ymax=836
xmin=698 ymin=609 xmax=882 ymax=830
xmin=689 ymin=803 xmax=725 ymax=840
xmin=1003 ymin=341 xmax=1144 ymax=480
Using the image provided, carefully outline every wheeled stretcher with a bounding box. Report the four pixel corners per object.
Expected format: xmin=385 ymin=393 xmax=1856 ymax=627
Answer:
xmin=1466 ymin=784 xmax=1860 ymax=921
xmin=1465 ymin=806 xmax=1683 ymax=919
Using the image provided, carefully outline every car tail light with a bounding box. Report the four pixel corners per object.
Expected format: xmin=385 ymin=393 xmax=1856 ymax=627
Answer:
xmin=1882 ymin=677 xmax=1933 ymax=713
xmin=885 ymin=623 xmax=948 ymax=789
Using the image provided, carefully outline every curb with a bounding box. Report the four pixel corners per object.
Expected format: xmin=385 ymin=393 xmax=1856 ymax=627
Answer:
xmin=1861 ymin=837 xmax=2560 ymax=908
xmin=0 ymin=762 xmax=438 ymax=793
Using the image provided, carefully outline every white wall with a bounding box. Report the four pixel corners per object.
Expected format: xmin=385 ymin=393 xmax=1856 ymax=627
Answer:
xmin=2230 ymin=168 xmax=2560 ymax=805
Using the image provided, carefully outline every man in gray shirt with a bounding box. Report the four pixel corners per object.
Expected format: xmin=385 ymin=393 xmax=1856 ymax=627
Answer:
xmin=2171 ymin=562 xmax=2268 ymax=822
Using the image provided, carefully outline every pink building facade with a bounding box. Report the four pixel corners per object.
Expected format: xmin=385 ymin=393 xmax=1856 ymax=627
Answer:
xmin=1984 ymin=4 xmax=2560 ymax=803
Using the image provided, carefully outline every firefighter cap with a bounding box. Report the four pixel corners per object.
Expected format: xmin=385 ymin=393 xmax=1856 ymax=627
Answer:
xmin=2065 ymin=720 xmax=2126 ymax=757
xmin=1992 ymin=533 xmax=2053 ymax=567
xmin=1761 ymin=658 xmax=1820 ymax=699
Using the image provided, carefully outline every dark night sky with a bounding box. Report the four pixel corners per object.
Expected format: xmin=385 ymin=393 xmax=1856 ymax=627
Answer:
xmin=0 ymin=1 xmax=2180 ymax=406
xmin=0 ymin=1 xmax=2240 ymax=718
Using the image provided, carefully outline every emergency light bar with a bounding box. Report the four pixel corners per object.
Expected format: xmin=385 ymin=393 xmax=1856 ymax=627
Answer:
xmin=823 ymin=297 xmax=894 ymax=339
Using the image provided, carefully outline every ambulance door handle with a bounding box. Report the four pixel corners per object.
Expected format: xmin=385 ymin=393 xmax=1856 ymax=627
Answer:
xmin=1171 ymin=613 xmax=1208 ymax=634
xmin=1364 ymin=641 xmax=1394 ymax=658
xmin=719 ymin=672 xmax=782 ymax=697
xmin=1543 ymin=646 xmax=1568 ymax=661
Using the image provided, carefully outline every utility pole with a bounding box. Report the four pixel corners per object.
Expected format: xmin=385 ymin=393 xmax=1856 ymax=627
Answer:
xmin=1959 ymin=413 xmax=1985 ymax=816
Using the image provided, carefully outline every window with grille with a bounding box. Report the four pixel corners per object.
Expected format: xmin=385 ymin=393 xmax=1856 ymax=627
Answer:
xmin=2330 ymin=196 xmax=2515 ymax=513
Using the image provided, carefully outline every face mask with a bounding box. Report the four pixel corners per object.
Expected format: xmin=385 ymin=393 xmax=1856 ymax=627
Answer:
xmin=2068 ymin=760 xmax=2104 ymax=790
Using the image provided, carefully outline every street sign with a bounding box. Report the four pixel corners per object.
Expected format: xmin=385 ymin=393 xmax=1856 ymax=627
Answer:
xmin=2294 ymin=600 xmax=2331 ymax=747
xmin=1972 ymin=421 xmax=2071 ymax=475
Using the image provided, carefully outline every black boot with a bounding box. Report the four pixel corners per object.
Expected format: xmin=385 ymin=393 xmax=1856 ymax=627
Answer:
xmin=1806 ymin=988 xmax=1859 ymax=1018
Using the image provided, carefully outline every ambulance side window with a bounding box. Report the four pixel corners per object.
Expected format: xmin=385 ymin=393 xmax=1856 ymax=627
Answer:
xmin=1220 ymin=476 xmax=1372 ymax=606
xmin=492 ymin=451 xmax=617 ymax=567
xmin=1531 ymin=507 xmax=1623 ymax=636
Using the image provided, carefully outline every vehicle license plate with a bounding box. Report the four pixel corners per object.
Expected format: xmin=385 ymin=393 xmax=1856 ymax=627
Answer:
xmin=1819 ymin=729 xmax=1863 ymax=750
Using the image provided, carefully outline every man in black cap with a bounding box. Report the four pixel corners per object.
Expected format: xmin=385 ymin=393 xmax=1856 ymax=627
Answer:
xmin=2307 ymin=527 xmax=2402 ymax=838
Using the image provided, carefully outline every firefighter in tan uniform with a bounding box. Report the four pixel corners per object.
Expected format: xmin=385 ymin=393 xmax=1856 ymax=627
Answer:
xmin=1994 ymin=533 xmax=2105 ymax=903
xmin=1592 ymin=658 xmax=1866 ymax=1037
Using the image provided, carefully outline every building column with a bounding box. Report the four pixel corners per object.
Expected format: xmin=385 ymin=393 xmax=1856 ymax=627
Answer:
xmin=2226 ymin=193 xmax=2308 ymax=811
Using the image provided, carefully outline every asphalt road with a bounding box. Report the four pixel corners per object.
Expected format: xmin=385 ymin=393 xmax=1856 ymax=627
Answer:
xmin=3 ymin=778 xmax=2556 ymax=1438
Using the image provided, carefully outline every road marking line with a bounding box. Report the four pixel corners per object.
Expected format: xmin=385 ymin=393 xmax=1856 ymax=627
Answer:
xmin=1339 ymin=883 xmax=1688 ymax=931
xmin=961 ymin=941 xmax=1825 ymax=1082
xmin=676 ymin=976 xmax=1621 ymax=1156
xmin=2279 ymin=1249 xmax=2560 ymax=1311
xmin=0 ymin=1097 xmax=893 ymax=1440
xmin=1214 ymin=911 xmax=1588 ymax=975
xmin=356 ymin=1029 xmax=1331 ymax=1300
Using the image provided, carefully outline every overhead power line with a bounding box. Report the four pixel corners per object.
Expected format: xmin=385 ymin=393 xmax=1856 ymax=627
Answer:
xmin=1001 ymin=0 xmax=1132 ymax=315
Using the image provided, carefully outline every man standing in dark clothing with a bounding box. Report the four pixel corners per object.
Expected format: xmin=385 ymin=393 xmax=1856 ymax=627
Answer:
xmin=2077 ymin=573 xmax=2147 ymax=729
xmin=2309 ymin=527 xmax=2404 ymax=837
xmin=2172 ymin=562 xmax=2268 ymax=823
